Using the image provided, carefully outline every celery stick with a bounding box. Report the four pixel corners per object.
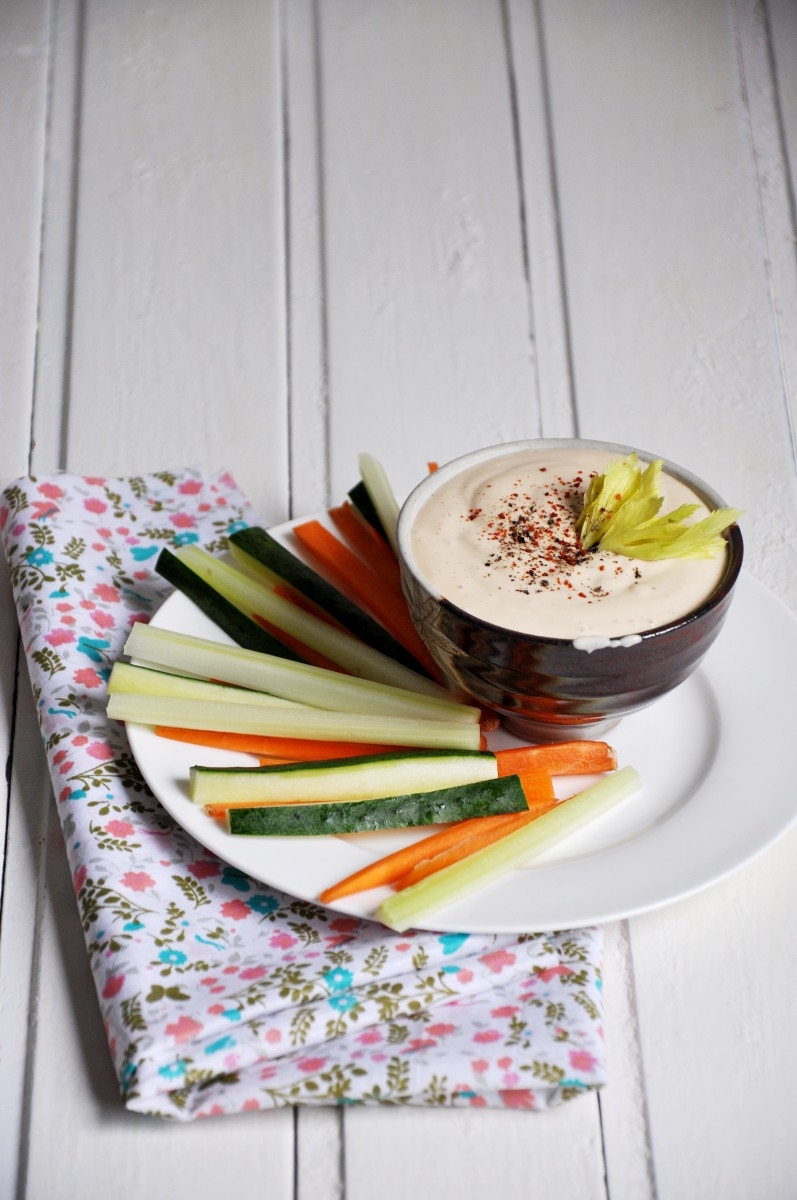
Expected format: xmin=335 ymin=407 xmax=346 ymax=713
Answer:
xmin=107 ymin=693 xmax=482 ymax=750
xmin=174 ymin=544 xmax=450 ymax=700
xmin=358 ymin=453 xmax=401 ymax=554
xmin=107 ymin=661 xmax=306 ymax=708
xmin=375 ymin=766 xmax=642 ymax=931
xmin=123 ymin=623 xmax=478 ymax=723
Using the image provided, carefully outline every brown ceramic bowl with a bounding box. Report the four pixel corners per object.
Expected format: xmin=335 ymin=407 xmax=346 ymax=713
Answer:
xmin=396 ymin=439 xmax=744 ymax=741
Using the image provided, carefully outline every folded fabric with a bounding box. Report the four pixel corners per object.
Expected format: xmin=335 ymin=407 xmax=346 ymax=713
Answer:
xmin=1 ymin=468 xmax=605 ymax=1118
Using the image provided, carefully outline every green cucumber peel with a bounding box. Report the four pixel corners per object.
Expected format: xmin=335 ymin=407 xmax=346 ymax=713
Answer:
xmin=576 ymin=453 xmax=742 ymax=560
xmin=173 ymin=543 xmax=450 ymax=702
xmin=226 ymin=774 xmax=528 ymax=837
xmin=358 ymin=453 xmax=401 ymax=555
xmin=375 ymin=765 xmax=642 ymax=932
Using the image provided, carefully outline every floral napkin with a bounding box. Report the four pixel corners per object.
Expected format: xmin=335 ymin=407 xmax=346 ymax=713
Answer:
xmin=1 ymin=468 xmax=605 ymax=1119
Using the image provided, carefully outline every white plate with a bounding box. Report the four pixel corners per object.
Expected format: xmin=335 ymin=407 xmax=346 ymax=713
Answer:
xmin=125 ymin=560 xmax=797 ymax=933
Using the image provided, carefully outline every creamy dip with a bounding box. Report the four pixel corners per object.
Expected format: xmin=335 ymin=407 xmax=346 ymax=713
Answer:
xmin=410 ymin=447 xmax=728 ymax=640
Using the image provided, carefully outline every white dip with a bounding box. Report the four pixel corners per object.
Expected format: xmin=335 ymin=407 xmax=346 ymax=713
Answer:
xmin=410 ymin=447 xmax=728 ymax=639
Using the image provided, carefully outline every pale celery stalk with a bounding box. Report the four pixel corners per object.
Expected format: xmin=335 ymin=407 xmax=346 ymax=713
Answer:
xmin=375 ymin=766 xmax=642 ymax=931
xmin=124 ymin=623 xmax=478 ymax=724
xmin=107 ymin=693 xmax=482 ymax=750
xmin=174 ymin=543 xmax=449 ymax=701
xmin=358 ymin=453 xmax=401 ymax=554
xmin=107 ymin=661 xmax=307 ymax=709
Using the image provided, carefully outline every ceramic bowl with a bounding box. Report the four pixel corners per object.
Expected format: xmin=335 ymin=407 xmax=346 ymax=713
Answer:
xmin=396 ymin=439 xmax=744 ymax=741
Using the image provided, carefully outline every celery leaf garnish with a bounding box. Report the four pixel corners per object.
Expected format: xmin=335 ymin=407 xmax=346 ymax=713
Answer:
xmin=575 ymin=453 xmax=742 ymax=560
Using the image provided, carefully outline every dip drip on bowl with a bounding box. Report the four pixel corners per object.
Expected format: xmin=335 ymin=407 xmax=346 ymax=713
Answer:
xmin=397 ymin=439 xmax=743 ymax=741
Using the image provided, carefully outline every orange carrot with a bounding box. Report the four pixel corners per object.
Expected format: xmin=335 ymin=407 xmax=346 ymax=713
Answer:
xmin=291 ymin=518 xmax=441 ymax=678
xmin=328 ymin=501 xmax=400 ymax=586
xmin=392 ymin=806 xmax=557 ymax=890
xmin=494 ymin=740 xmax=617 ymax=777
xmin=317 ymin=768 xmax=554 ymax=903
xmin=155 ymin=726 xmax=408 ymax=760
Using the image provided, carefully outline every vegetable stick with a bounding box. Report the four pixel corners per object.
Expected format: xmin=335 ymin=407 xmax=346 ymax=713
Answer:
xmin=291 ymin=519 xmax=440 ymax=679
xmin=155 ymin=726 xmax=411 ymax=759
xmin=317 ymin=769 xmax=554 ymax=902
xmin=358 ymin=452 xmax=401 ymax=554
xmin=376 ymin=766 xmax=642 ymax=931
xmin=494 ymin=740 xmax=618 ymax=777
xmin=328 ymin=501 xmax=403 ymax=593
xmin=392 ymin=812 xmax=549 ymax=890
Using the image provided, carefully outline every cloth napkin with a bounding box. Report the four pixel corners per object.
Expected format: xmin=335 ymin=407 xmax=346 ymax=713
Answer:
xmin=1 ymin=468 xmax=605 ymax=1119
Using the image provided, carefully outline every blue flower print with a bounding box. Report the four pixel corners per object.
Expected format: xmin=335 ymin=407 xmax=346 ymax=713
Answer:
xmin=26 ymin=546 xmax=53 ymax=567
xmin=222 ymin=866 xmax=251 ymax=893
xmin=158 ymin=1059 xmax=187 ymax=1080
xmin=158 ymin=948 xmax=187 ymax=966
xmin=172 ymin=531 xmax=200 ymax=546
xmin=439 ymin=933 xmax=469 ymax=956
xmin=226 ymin=520 xmax=248 ymax=535
xmin=324 ymin=967 xmax=353 ymax=993
xmin=328 ymin=992 xmax=358 ymax=1013
xmin=248 ymin=893 xmax=280 ymax=916
xmin=130 ymin=544 xmax=159 ymax=562
xmin=205 ymin=1035 xmax=236 ymax=1055
xmin=77 ymin=635 xmax=110 ymax=662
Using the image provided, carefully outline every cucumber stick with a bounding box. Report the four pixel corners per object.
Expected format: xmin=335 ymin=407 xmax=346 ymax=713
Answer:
xmin=228 ymin=526 xmax=426 ymax=675
xmin=155 ymin=548 xmax=306 ymax=661
xmin=226 ymin=774 xmax=528 ymax=837
xmin=376 ymin=766 xmax=642 ymax=931
xmin=190 ymin=749 xmax=496 ymax=807
xmin=122 ymin=623 xmax=478 ymax=724
xmin=173 ymin=543 xmax=449 ymax=701
xmin=107 ymin=693 xmax=482 ymax=750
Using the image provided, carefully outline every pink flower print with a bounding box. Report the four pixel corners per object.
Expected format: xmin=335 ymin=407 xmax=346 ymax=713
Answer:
xmin=189 ymin=859 xmax=221 ymax=879
xmin=178 ymin=479 xmax=203 ymax=494
xmin=166 ymin=1016 xmax=204 ymax=1045
xmin=105 ymin=820 xmax=135 ymax=838
xmin=501 ymin=1072 xmax=520 ymax=1088
xmin=39 ymin=482 xmax=64 ymax=499
xmin=265 ymin=1029 xmax=282 ymax=1045
xmin=239 ymin=965 xmax=266 ymax=981
xmin=568 ymin=1049 xmax=598 ymax=1073
xmin=97 ymin=526 xmax=112 ymax=538
xmin=479 ymin=948 xmax=516 ymax=974
xmin=356 ymin=1028 xmax=383 ymax=1046
xmin=84 ymin=497 xmax=107 ymax=514
xmin=221 ymin=899 xmax=251 ymax=921
xmin=73 ymin=735 xmax=88 ymax=747
xmin=57 ymin=759 xmax=74 ymax=775
xmin=426 ymin=1023 xmax=455 ymax=1037
xmin=86 ymin=740 xmax=113 ymax=761
xmin=491 ymin=1005 xmax=520 ymax=1019
xmin=198 ymin=502 xmax=212 ymax=512
xmin=207 ymin=1004 xmax=225 ymax=1015
xmin=116 ymin=526 xmax=130 ymax=535
xmin=84 ymin=476 xmax=106 ymax=485
xmin=73 ymin=865 xmax=87 ymax=894
xmin=93 ymin=582 xmax=120 ymax=603
xmin=73 ymin=667 xmax=103 ymax=688
xmin=269 ymin=931 xmax=297 ymax=949
xmin=120 ymin=870 xmax=156 ymax=892
xmin=537 ymin=965 xmax=573 ymax=983
xmin=216 ymin=496 xmax=228 ymax=507
xmin=469 ymin=1095 xmax=487 ymax=1108
xmin=170 ymin=512 xmax=196 ymax=529
xmin=329 ymin=917 xmax=359 ymax=933
xmin=80 ymin=599 xmax=95 ymax=610
xmin=200 ymin=977 xmax=218 ymax=987
xmin=0 ymin=506 xmax=8 ymax=530
xmin=61 ymin=615 xmax=76 ymax=625
xmin=53 ymin=748 xmax=69 ymax=766
xmin=31 ymin=500 xmax=60 ymax=520
xmin=500 ymin=1090 xmax=535 ymax=1110
xmin=103 ymin=974 xmax=126 ymax=999
xmin=45 ymin=627 xmax=75 ymax=646
xmin=11 ymin=522 xmax=25 ymax=536
xmin=473 ymin=1030 xmax=501 ymax=1044
xmin=471 ymin=1058 xmax=489 ymax=1074
xmin=297 ymin=1057 xmax=326 ymax=1073
xmin=133 ymin=570 xmax=149 ymax=580
xmin=497 ymin=1056 xmax=513 ymax=1069
xmin=56 ymin=601 xmax=73 ymax=612
xmin=91 ymin=542 xmax=106 ymax=552
xmin=92 ymin=610 xmax=116 ymax=630
xmin=242 ymin=1099 xmax=260 ymax=1112
xmin=407 ymin=1037 xmax=438 ymax=1051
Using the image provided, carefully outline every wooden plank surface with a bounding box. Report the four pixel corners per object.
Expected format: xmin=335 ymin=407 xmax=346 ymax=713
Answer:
xmin=1 ymin=1 xmax=796 ymax=1197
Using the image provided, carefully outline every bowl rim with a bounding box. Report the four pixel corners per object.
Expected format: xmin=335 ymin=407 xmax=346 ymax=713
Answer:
xmin=396 ymin=437 xmax=744 ymax=648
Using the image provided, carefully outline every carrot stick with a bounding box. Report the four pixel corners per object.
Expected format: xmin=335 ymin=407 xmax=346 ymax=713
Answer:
xmin=494 ymin=740 xmax=617 ymax=777
xmin=328 ymin=502 xmax=401 ymax=589
xmin=317 ymin=769 xmax=554 ymax=903
xmin=155 ymin=726 xmax=408 ymax=760
xmin=292 ymin=519 xmax=441 ymax=679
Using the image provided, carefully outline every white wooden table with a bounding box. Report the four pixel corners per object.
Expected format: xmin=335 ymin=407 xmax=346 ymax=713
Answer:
xmin=3 ymin=1 xmax=797 ymax=1196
